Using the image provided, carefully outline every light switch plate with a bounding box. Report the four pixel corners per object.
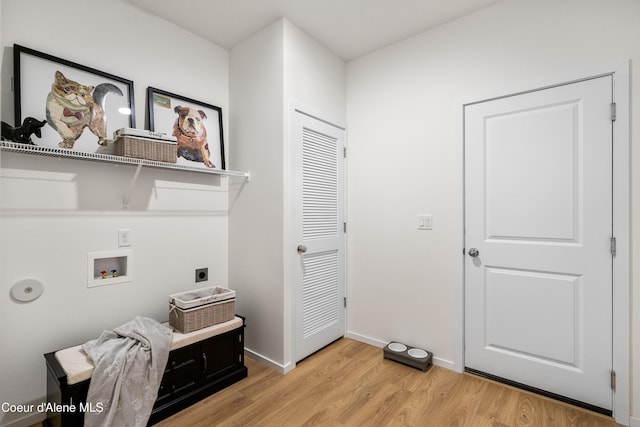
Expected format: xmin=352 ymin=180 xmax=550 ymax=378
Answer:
xmin=418 ymin=215 xmax=432 ymax=230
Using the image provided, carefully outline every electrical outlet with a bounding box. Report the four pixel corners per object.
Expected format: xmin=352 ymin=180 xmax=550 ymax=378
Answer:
xmin=118 ymin=229 xmax=131 ymax=247
xmin=195 ymin=268 xmax=208 ymax=283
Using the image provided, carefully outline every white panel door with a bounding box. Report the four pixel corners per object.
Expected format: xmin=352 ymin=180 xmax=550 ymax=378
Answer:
xmin=292 ymin=109 xmax=346 ymax=362
xmin=464 ymin=76 xmax=613 ymax=411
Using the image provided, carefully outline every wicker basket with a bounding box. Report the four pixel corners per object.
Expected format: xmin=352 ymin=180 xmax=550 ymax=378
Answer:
xmin=170 ymin=286 xmax=236 ymax=310
xmin=114 ymin=136 xmax=177 ymax=163
xmin=169 ymin=298 xmax=235 ymax=333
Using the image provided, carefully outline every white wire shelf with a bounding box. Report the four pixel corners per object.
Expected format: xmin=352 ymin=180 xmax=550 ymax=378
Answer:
xmin=1 ymin=139 xmax=250 ymax=208
xmin=0 ymin=140 xmax=249 ymax=179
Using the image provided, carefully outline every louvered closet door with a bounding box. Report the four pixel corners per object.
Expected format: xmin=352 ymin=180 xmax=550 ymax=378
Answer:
xmin=292 ymin=108 xmax=346 ymax=362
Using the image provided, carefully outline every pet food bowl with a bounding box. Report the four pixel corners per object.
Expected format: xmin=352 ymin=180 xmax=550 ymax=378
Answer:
xmin=383 ymin=341 xmax=433 ymax=371
xmin=388 ymin=342 xmax=407 ymax=352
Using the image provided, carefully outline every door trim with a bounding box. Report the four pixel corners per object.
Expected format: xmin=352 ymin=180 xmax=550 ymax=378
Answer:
xmin=455 ymin=63 xmax=630 ymax=425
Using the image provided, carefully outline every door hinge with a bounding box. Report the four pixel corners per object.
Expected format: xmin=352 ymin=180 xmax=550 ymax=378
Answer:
xmin=344 ymin=297 xmax=347 ymax=308
xmin=343 ymin=147 xmax=347 ymax=158
xmin=610 ymin=236 xmax=617 ymax=257
xmin=610 ymin=103 xmax=617 ymax=121
xmin=344 ymin=222 xmax=347 ymax=233
xmin=610 ymin=370 xmax=616 ymax=390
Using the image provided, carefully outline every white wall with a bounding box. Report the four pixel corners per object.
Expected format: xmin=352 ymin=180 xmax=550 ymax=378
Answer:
xmin=0 ymin=1 xmax=230 ymax=426
xmin=229 ymin=18 xmax=345 ymax=371
xmin=346 ymin=0 xmax=639 ymax=422
xmin=229 ymin=19 xmax=287 ymax=370
xmin=283 ymin=20 xmax=346 ymax=122
xmin=0 ymin=2 xmax=2 ymax=122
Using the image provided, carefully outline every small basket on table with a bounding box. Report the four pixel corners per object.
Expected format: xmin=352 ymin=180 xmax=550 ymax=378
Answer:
xmin=169 ymin=286 xmax=236 ymax=333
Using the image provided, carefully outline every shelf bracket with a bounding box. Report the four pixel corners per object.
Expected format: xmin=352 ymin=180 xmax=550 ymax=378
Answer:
xmin=123 ymin=163 xmax=144 ymax=209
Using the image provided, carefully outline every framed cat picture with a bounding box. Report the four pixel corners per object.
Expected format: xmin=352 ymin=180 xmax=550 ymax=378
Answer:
xmin=13 ymin=44 xmax=135 ymax=155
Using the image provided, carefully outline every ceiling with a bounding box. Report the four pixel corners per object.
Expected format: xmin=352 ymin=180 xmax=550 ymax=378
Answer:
xmin=127 ymin=0 xmax=500 ymax=60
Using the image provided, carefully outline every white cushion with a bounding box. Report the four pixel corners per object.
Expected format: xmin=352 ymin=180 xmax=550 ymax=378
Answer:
xmin=54 ymin=316 xmax=243 ymax=385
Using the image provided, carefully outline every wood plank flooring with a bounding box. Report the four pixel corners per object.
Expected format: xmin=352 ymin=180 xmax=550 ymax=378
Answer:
xmin=155 ymin=338 xmax=619 ymax=427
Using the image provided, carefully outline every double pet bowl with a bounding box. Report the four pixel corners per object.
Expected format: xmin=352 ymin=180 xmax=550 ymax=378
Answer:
xmin=383 ymin=342 xmax=433 ymax=371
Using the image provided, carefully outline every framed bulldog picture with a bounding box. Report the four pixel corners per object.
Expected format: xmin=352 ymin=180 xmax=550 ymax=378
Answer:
xmin=13 ymin=44 xmax=135 ymax=154
xmin=147 ymin=87 xmax=225 ymax=170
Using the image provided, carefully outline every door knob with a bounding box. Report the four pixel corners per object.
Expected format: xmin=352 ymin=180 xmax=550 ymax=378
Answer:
xmin=297 ymin=245 xmax=307 ymax=254
xmin=468 ymin=248 xmax=479 ymax=257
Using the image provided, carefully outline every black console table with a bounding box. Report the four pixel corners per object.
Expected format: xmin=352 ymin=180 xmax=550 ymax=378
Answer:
xmin=44 ymin=316 xmax=247 ymax=426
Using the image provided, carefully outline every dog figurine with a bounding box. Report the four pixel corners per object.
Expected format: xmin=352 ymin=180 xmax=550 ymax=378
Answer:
xmin=1 ymin=117 xmax=47 ymax=145
xmin=172 ymin=105 xmax=214 ymax=168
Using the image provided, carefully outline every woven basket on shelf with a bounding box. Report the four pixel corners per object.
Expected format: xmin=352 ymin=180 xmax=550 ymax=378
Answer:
xmin=114 ymin=136 xmax=177 ymax=163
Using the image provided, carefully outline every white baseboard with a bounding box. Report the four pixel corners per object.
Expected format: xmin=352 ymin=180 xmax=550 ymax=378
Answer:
xmin=244 ymin=347 xmax=294 ymax=374
xmin=629 ymin=415 xmax=640 ymax=427
xmin=247 ymin=332 xmax=457 ymax=375
xmin=431 ymin=356 xmax=455 ymax=370
xmin=345 ymin=331 xmax=455 ymax=371
xmin=2 ymin=412 xmax=45 ymax=427
xmin=345 ymin=330 xmax=387 ymax=348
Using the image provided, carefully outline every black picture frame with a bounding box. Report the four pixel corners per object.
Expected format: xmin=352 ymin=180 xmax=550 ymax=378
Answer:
xmin=13 ymin=44 xmax=135 ymax=154
xmin=147 ymin=87 xmax=225 ymax=170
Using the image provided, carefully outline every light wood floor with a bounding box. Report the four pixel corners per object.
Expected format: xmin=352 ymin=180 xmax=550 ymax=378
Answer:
xmin=155 ymin=338 xmax=619 ymax=427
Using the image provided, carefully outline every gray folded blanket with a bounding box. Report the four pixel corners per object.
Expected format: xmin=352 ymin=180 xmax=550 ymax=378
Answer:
xmin=82 ymin=317 xmax=173 ymax=427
